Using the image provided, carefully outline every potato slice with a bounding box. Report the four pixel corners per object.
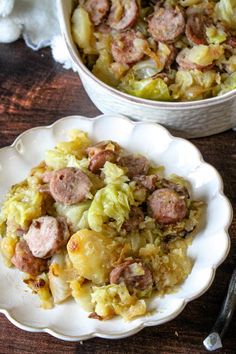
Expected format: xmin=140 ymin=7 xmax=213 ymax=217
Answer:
xmin=67 ymin=229 xmax=116 ymax=285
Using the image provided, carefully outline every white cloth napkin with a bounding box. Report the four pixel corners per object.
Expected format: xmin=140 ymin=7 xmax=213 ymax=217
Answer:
xmin=0 ymin=0 xmax=74 ymax=69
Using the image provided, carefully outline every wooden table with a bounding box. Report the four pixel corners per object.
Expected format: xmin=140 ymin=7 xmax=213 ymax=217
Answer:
xmin=0 ymin=40 xmax=235 ymax=354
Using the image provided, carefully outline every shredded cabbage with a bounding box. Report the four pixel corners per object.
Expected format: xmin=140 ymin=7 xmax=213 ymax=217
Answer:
xmin=102 ymin=161 xmax=129 ymax=185
xmin=206 ymin=26 xmax=227 ymax=44
xmin=119 ymin=72 xmax=171 ymax=101
xmin=170 ymin=69 xmax=220 ymax=101
xmin=92 ymin=49 xmax=120 ymax=87
xmin=48 ymin=253 xmax=71 ymax=304
xmin=54 ymin=200 xmax=91 ymax=233
xmin=45 ymin=130 xmax=91 ymax=169
xmin=186 ymin=45 xmax=224 ymax=66
xmin=87 ymin=181 xmax=135 ymax=232
xmin=215 ymin=0 xmax=236 ymax=29
xmin=217 ymin=72 xmax=236 ymax=95
xmin=0 ymin=182 xmax=44 ymax=231
xmin=91 ymin=283 xmax=146 ymax=320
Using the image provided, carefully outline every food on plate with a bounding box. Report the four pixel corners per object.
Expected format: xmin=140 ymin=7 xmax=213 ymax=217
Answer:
xmin=71 ymin=0 xmax=236 ymax=101
xmin=0 ymin=130 xmax=203 ymax=320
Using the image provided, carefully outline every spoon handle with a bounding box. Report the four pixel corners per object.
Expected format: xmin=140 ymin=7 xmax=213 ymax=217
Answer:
xmin=203 ymin=267 xmax=236 ymax=351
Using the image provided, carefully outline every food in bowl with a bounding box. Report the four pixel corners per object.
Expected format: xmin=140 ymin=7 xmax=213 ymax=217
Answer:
xmin=0 ymin=129 xmax=203 ymax=320
xmin=71 ymin=0 xmax=236 ymax=102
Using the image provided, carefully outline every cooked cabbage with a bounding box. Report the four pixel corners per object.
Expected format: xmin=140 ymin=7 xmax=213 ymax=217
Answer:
xmin=186 ymin=45 xmax=224 ymax=66
xmin=119 ymin=72 xmax=171 ymax=101
xmin=215 ymin=0 xmax=236 ymax=29
xmin=222 ymin=55 xmax=236 ymax=74
xmin=170 ymin=69 xmax=220 ymax=101
xmin=24 ymin=273 xmax=53 ymax=309
xmin=92 ymin=49 xmax=120 ymax=87
xmin=206 ymin=26 xmax=227 ymax=44
xmin=217 ymin=72 xmax=236 ymax=95
xmin=131 ymin=43 xmax=171 ymax=80
xmin=180 ymin=0 xmax=201 ymax=6
xmin=131 ymin=59 xmax=160 ymax=80
xmin=45 ymin=130 xmax=91 ymax=169
xmin=102 ymin=162 xmax=129 ymax=185
xmin=0 ymin=181 xmax=44 ymax=231
xmin=54 ymin=200 xmax=91 ymax=233
xmin=91 ymin=283 xmax=146 ymax=320
xmin=70 ymin=279 xmax=94 ymax=311
xmin=48 ymin=253 xmax=71 ymax=304
xmin=87 ymin=181 xmax=135 ymax=232
xmin=0 ymin=235 xmax=18 ymax=267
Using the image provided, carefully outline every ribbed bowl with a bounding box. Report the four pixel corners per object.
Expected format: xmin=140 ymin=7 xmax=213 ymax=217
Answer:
xmin=57 ymin=0 xmax=236 ymax=138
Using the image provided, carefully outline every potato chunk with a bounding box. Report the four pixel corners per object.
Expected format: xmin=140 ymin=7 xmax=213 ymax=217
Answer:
xmin=67 ymin=229 xmax=116 ymax=285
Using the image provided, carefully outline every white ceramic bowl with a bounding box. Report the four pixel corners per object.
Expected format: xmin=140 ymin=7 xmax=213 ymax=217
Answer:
xmin=0 ymin=114 xmax=233 ymax=341
xmin=57 ymin=0 xmax=236 ymax=138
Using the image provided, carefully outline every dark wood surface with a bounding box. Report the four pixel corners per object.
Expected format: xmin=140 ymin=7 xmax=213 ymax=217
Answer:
xmin=0 ymin=40 xmax=235 ymax=354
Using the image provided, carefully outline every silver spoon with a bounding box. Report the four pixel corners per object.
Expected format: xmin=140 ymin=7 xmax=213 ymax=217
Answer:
xmin=203 ymin=267 xmax=236 ymax=351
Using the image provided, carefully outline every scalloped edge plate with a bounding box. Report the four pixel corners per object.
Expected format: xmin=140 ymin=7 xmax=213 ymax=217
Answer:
xmin=0 ymin=115 xmax=233 ymax=341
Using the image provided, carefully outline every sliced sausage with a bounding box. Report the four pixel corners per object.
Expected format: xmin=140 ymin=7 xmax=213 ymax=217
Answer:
xmin=227 ymin=36 xmax=236 ymax=48
xmin=86 ymin=140 xmax=120 ymax=158
xmin=108 ymin=0 xmax=138 ymax=31
xmin=84 ymin=0 xmax=110 ymax=26
xmin=185 ymin=14 xmax=208 ymax=45
xmin=24 ymin=216 xmax=70 ymax=259
xmin=89 ymin=150 xmax=117 ymax=173
xmin=111 ymin=30 xmax=146 ymax=65
xmin=86 ymin=140 xmax=120 ymax=173
xmin=122 ymin=206 xmax=144 ymax=233
xmin=95 ymin=23 xmax=111 ymax=34
xmin=11 ymin=239 xmax=48 ymax=276
xmin=49 ymin=167 xmax=92 ymax=205
xmin=148 ymin=6 xmax=185 ymax=43
xmin=118 ymin=154 xmax=149 ymax=179
xmin=148 ymin=188 xmax=187 ymax=224
xmin=110 ymin=259 xmax=153 ymax=291
xmin=133 ymin=175 xmax=158 ymax=191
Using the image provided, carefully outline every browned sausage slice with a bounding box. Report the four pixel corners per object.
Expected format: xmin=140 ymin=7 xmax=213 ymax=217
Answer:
xmin=148 ymin=6 xmax=185 ymax=43
xmin=49 ymin=167 xmax=92 ymax=205
xmin=148 ymin=188 xmax=187 ymax=224
xmin=24 ymin=216 xmax=70 ymax=258
xmin=11 ymin=239 xmax=48 ymax=276
xmin=111 ymin=30 xmax=146 ymax=65
xmin=185 ymin=14 xmax=208 ymax=45
xmin=108 ymin=0 xmax=138 ymax=31
xmin=118 ymin=154 xmax=149 ymax=178
xmin=84 ymin=0 xmax=110 ymax=26
xmin=133 ymin=175 xmax=158 ymax=191
xmin=89 ymin=150 xmax=117 ymax=173
xmin=110 ymin=259 xmax=153 ymax=291
xmin=86 ymin=140 xmax=120 ymax=158
xmin=122 ymin=206 xmax=144 ymax=232
xmin=227 ymin=36 xmax=236 ymax=48
xmin=86 ymin=140 xmax=120 ymax=173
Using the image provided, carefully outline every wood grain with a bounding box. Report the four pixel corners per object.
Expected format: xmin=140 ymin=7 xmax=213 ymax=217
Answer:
xmin=0 ymin=40 xmax=235 ymax=354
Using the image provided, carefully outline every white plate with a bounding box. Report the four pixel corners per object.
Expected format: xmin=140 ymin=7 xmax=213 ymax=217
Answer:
xmin=0 ymin=114 xmax=232 ymax=341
